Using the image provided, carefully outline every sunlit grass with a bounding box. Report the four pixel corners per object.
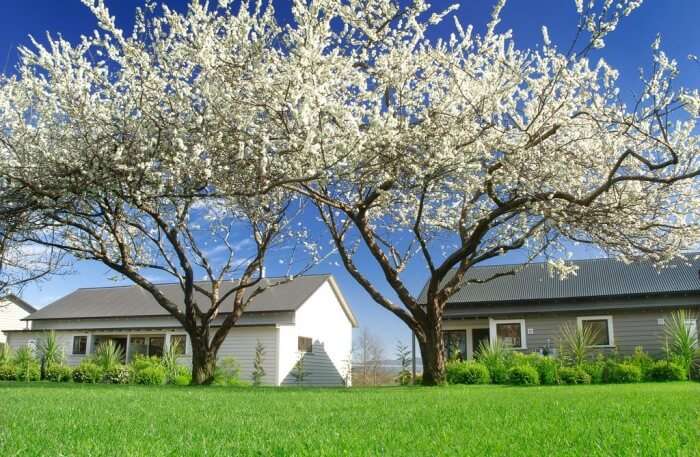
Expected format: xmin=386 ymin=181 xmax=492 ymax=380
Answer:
xmin=1 ymin=382 xmax=698 ymax=456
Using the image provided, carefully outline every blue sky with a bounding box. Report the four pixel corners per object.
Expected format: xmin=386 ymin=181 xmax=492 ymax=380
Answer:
xmin=2 ymin=0 xmax=699 ymax=354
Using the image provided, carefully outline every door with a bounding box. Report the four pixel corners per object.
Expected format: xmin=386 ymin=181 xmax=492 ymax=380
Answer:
xmin=472 ymin=328 xmax=490 ymax=357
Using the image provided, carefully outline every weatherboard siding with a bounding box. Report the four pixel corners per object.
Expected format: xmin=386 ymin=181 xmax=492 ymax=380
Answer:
xmin=0 ymin=299 xmax=31 ymax=344
xmin=444 ymin=307 xmax=700 ymax=358
xmin=281 ymin=281 xmax=352 ymax=386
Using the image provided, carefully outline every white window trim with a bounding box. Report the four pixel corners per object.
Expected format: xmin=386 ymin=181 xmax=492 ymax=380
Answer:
xmin=170 ymin=334 xmax=189 ymax=356
xmin=71 ymin=334 xmax=89 ymax=355
xmin=489 ymin=318 xmax=527 ymax=350
xmin=577 ymin=315 xmax=615 ymax=348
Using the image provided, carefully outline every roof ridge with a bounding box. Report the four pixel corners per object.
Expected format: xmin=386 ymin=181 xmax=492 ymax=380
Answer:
xmin=74 ymin=273 xmax=333 ymax=291
xmin=468 ymin=252 xmax=700 ymax=270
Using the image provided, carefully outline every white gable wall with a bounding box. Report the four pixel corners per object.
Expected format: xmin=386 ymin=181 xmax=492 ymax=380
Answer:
xmin=280 ymin=280 xmax=353 ymax=386
xmin=0 ymin=299 xmax=30 ymax=344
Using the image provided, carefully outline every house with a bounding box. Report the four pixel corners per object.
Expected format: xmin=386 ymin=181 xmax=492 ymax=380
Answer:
xmin=4 ymin=274 xmax=358 ymax=386
xmin=0 ymin=295 xmax=35 ymax=345
xmin=430 ymin=255 xmax=700 ymax=360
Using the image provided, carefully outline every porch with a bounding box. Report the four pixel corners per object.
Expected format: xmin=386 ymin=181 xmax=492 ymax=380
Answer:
xmin=442 ymin=318 xmax=527 ymax=361
xmin=78 ymin=330 xmax=189 ymax=362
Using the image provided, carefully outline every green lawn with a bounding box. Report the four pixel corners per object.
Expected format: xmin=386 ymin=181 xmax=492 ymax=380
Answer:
xmin=1 ymin=382 xmax=699 ymax=456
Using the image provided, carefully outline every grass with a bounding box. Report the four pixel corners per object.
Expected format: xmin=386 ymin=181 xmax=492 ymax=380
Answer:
xmin=1 ymin=382 xmax=699 ymax=456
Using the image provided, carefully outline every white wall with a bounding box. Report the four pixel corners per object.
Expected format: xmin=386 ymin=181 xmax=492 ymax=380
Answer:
xmin=0 ymin=299 xmax=30 ymax=344
xmin=280 ymin=281 xmax=353 ymax=386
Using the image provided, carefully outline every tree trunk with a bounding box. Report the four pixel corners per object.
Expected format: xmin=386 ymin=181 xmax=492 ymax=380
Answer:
xmin=418 ymin=316 xmax=446 ymax=386
xmin=190 ymin=338 xmax=216 ymax=385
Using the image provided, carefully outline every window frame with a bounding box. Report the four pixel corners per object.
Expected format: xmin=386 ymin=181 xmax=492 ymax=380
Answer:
xmin=72 ymin=335 xmax=88 ymax=355
xmin=170 ymin=334 xmax=188 ymax=356
xmin=489 ymin=318 xmax=527 ymax=350
xmin=298 ymin=336 xmax=313 ymax=353
xmin=685 ymin=319 xmax=698 ymax=348
xmin=577 ymin=315 xmax=615 ymax=348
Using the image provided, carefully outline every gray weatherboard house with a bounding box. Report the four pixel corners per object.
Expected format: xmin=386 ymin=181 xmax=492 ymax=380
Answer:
xmin=435 ymin=255 xmax=700 ymax=360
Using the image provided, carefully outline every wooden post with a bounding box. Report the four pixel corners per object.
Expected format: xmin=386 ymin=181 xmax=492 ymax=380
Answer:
xmin=411 ymin=331 xmax=416 ymax=384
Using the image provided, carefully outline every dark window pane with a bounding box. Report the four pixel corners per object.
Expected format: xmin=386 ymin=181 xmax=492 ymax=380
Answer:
xmin=148 ymin=337 xmax=164 ymax=357
xmin=298 ymin=336 xmax=312 ymax=353
xmin=171 ymin=335 xmax=186 ymax=355
xmin=582 ymin=320 xmax=609 ymax=346
xmin=72 ymin=336 xmax=87 ymax=355
xmin=442 ymin=331 xmax=466 ymax=361
xmin=496 ymin=323 xmax=522 ymax=348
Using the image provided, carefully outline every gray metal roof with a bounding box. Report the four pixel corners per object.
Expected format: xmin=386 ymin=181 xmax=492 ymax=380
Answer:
xmin=27 ymin=275 xmax=336 ymax=321
xmin=421 ymin=254 xmax=700 ymax=305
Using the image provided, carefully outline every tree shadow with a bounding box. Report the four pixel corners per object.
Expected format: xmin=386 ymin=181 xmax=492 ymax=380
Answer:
xmin=281 ymin=339 xmax=347 ymax=387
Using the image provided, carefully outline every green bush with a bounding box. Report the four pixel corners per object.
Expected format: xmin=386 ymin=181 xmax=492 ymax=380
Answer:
xmin=647 ymin=361 xmax=686 ymax=382
xmin=134 ymin=365 xmax=166 ymax=385
xmin=627 ymin=346 xmax=654 ymax=379
xmin=580 ymin=360 xmax=605 ymax=384
xmin=103 ymin=365 xmax=132 ymax=384
xmin=73 ymin=361 xmax=104 ymax=384
xmin=609 ymin=363 xmax=642 ymax=383
xmin=13 ymin=346 xmax=40 ymax=381
xmin=532 ymin=356 xmax=558 ymax=385
xmin=173 ymin=373 xmax=192 ymax=386
xmin=131 ymin=355 xmax=162 ymax=372
xmin=507 ymin=365 xmax=540 ymax=386
xmin=45 ymin=365 xmax=72 ymax=382
xmin=0 ymin=364 xmax=17 ymax=381
xmin=475 ymin=340 xmax=512 ymax=384
xmin=214 ymin=357 xmax=242 ymax=386
xmin=557 ymin=367 xmax=592 ymax=385
xmin=446 ymin=361 xmax=490 ymax=385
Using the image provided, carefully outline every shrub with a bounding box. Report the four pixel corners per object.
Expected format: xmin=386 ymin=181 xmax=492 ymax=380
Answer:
xmin=173 ymin=373 xmax=192 ymax=386
xmin=162 ymin=339 xmax=183 ymax=383
xmin=446 ymin=361 xmax=490 ymax=385
xmin=0 ymin=343 xmax=12 ymax=365
xmin=13 ymin=346 xmax=40 ymax=382
xmin=15 ymin=363 xmax=40 ymax=382
xmin=214 ymin=357 xmax=242 ymax=386
xmin=45 ymin=365 xmax=72 ymax=382
xmin=131 ymin=355 xmax=162 ymax=372
xmin=627 ymin=346 xmax=654 ymax=379
xmin=581 ymin=361 xmax=604 ymax=384
xmin=475 ymin=340 xmax=512 ymax=384
xmin=73 ymin=361 xmax=104 ymax=384
xmin=0 ymin=364 xmax=17 ymax=381
xmin=103 ymin=365 xmax=132 ymax=384
xmin=558 ymin=323 xmax=598 ymax=366
xmin=663 ymin=310 xmax=699 ymax=380
xmin=134 ymin=365 xmax=166 ymax=385
xmin=94 ymin=341 xmax=125 ymax=371
xmin=37 ymin=331 xmax=65 ymax=378
xmin=529 ymin=355 xmax=558 ymax=385
xmin=507 ymin=365 xmax=540 ymax=386
xmin=609 ymin=363 xmax=642 ymax=383
xmin=558 ymin=366 xmax=592 ymax=385
xmin=647 ymin=361 xmax=686 ymax=382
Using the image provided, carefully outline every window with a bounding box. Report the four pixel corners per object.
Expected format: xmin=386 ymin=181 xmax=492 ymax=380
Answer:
xmin=489 ymin=319 xmax=526 ymax=349
xmin=442 ymin=330 xmax=466 ymax=361
xmin=148 ymin=336 xmax=165 ymax=357
xmin=171 ymin=335 xmax=187 ymax=355
xmin=577 ymin=316 xmax=614 ymax=347
xmin=686 ymin=319 xmax=698 ymax=348
xmin=298 ymin=336 xmax=313 ymax=353
xmin=72 ymin=336 xmax=87 ymax=355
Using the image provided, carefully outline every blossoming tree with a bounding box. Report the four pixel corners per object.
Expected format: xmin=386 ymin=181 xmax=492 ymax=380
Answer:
xmin=0 ymin=0 xmax=323 ymax=384
xmin=273 ymin=0 xmax=700 ymax=384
